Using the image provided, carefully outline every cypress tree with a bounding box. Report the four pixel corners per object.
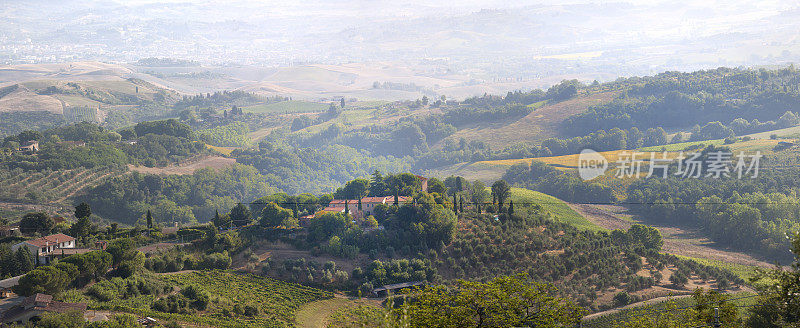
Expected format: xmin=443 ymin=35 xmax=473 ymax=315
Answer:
xmin=508 ymin=200 xmax=515 ymax=215
xmin=146 ymin=210 xmax=153 ymax=229
xmin=17 ymin=247 xmax=33 ymax=273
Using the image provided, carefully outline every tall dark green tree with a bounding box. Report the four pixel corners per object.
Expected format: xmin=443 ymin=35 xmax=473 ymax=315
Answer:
xmin=74 ymin=202 xmax=91 ymax=219
xmin=146 ymin=210 xmax=153 ymax=230
xmin=229 ymin=203 xmax=252 ymax=227
xmin=491 ymin=180 xmax=511 ymax=210
xmin=508 ymin=200 xmax=514 ymax=215
xmin=19 ymin=212 xmax=54 ymax=235
xmin=212 ymin=210 xmax=231 ymax=228
xmin=16 ymin=247 xmax=34 ymax=273
xmin=369 ymin=170 xmax=386 ymax=196
xmin=70 ymin=216 xmax=92 ymax=239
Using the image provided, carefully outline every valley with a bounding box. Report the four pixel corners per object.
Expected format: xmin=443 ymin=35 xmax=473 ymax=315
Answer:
xmin=2 ymin=65 xmax=800 ymax=327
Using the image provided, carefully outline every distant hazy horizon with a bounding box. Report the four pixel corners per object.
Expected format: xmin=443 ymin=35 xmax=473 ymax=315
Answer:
xmin=2 ymin=0 xmax=800 ymax=97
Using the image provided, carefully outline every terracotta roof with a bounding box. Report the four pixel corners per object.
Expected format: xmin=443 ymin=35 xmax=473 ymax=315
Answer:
xmin=320 ymin=206 xmax=346 ymax=212
xmin=22 ymin=233 xmax=75 ymax=248
xmin=328 ymin=199 xmax=356 ymax=205
xmin=360 ymin=196 xmax=389 ymax=204
xmin=19 ymin=293 xmax=52 ymax=308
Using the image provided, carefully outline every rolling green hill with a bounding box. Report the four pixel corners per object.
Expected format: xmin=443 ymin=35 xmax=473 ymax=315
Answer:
xmin=506 ymin=187 xmax=603 ymax=231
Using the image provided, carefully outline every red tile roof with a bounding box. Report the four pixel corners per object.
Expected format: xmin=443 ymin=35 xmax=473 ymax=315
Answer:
xmin=19 ymin=293 xmax=52 ymax=308
xmin=360 ymin=196 xmax=388 ymax=203
xmin=23 ymin=233 xmax=75 ymax=247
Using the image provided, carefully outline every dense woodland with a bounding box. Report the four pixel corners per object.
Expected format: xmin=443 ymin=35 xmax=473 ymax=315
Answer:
xmin=565 ymin=67 xmax=800 ymax=135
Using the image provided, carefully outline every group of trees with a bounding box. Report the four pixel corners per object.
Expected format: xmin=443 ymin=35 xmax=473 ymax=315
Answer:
xmin=173 ymin=90 xmax=269 ymax=110
xmin=503 ymin=161 xmax=616 ymax=204
xmin=0 ymin=245 xmax=34 ymax=278
xmin=403 ymin=274 xmax=585 ymax=327
xmin=626 ymin=165 xmax=800 ymax=260
xmin=13 ymin=249 xmax=115 ymax=296
xmin=233 ymin=141 xmax=411 ymax=195
xmin=0 ymin=120 xmax=209 ymax=171
xmin=564 ymin=67 xmax=800 ymax=136
xmin=83 ymin=165 xmax=276 ymax=225
xmin=301 ymin=187 xmax=457 ymax=259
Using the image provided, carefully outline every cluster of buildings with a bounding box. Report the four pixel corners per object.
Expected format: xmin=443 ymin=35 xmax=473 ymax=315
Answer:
xmin=299 ymin=195 xmax=413 ymax=227
xmin=298 ymin=175 xmax=429 ymax=227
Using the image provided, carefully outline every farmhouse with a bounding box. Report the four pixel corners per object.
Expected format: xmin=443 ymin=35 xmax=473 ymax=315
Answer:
xmin=18 ymin=141 xmax=39 ymax=153
xmin=11 ymin=233 xmax=76 ymax=265
xmin=359 ymin=196 xmax=412 ymax=215
xmin=0 ymin=293 xmax=87 ymax=324
xmin=318 ymin=196 xmax=412 ymax=219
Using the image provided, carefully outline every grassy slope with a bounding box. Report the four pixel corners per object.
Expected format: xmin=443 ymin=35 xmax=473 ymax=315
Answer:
xmin=434 ymin=91 xmax=617 ymax=150
xmin=294 ymin=297 xmax=383 ymax=328
xmin=506 ymin=187 xmax=603 ymax=231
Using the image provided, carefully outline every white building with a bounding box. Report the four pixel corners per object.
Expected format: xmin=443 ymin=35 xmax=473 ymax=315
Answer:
xmin=12 ymin=234 xmax=76 ymax=265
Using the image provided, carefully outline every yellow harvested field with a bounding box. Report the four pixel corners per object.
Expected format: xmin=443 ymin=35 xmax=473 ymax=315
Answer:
xmin=205 ymin=144 xmax=236 ymax=156
xmin=481 ymin=150 xmax=683 ymax=169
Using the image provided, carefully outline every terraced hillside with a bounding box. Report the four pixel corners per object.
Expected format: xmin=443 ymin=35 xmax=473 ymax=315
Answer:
xmin=0 ymin=166 xmax=126 ymax=206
